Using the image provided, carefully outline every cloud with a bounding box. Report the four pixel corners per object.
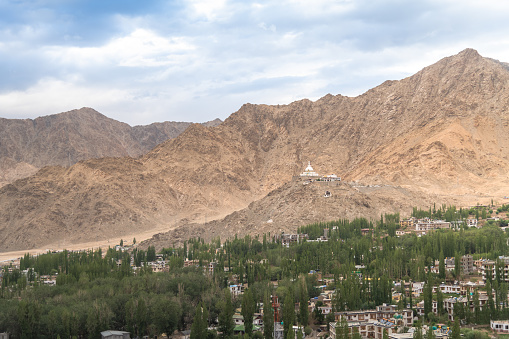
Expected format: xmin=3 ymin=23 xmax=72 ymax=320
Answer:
xmin=45 ymin=29 xmax=196 ymax=68
xmin=1 ymin=0 xmax=509 ymax=125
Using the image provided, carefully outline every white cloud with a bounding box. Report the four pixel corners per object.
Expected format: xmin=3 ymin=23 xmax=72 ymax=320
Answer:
xmin=0 ymin=78 xmax=128 ymax=116
xmin=3 ymin=0 xmax=509 ymax=125
xmin=258 ymin=22 xmax=276 ymax=32
xmin=45 ymin=29 xmax=196 ymax=68
xmin=187 ymin=0 xmax=228 ymax=21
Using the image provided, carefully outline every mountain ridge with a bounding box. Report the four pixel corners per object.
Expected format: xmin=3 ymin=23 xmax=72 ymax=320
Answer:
xmin=0 ymin=108 xmax=222 ymax=187
xmin=2 ymin=48 xmax=509 ymax=252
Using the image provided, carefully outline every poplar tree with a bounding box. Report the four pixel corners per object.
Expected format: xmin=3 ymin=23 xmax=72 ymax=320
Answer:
xmin=283 ymin=290 xmax=295 ymax=339
xmin=451 ymin=318 xmax=460 ymax=339
xmin=191 ymin=303 xmax=204 ymax=339
xmin=438 ymin=251 xmax=446 ymax=280
xmin=242 ymin=288 xmax=256 ymax=338
xmin=263 ymin=293 xmax=274 ymax=339
xmin=423 ymin=281 xmax=433 ymax=321
xmin=219 ymin=289 xmax=235 ymax=339
xmin=298 ymin=277 xmax=309 ymax=326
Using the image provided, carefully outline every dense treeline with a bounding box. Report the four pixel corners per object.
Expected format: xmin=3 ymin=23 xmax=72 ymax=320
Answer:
xmin=1 ymin=206 xmax=509 ymax=338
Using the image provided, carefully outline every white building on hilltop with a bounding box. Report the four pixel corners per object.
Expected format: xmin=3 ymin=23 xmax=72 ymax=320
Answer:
xmin=300 ymin=161 xmax=320 ymax=177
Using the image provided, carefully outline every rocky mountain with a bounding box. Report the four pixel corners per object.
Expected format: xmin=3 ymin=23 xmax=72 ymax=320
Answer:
xmin=2 ymin=48 xmax=509 ymax=252
xmin=0 ymin=108 xmax=221 ymax=187
xmin=139 ymin=179 xmax=447 ymax=250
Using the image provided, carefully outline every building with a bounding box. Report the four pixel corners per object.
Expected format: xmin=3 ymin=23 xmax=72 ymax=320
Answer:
xmin=100 ymin=330 xmax=130 ymax=339
xmin=229 ymin=284 xmax=245 ymax=298
xmin=206 ymin=262 xmax=217 ymax=275
xmin=0 ymin=333 xmax=9 ymax=339
xmin=330 ymin=318 xmax=399 ymax=339
xmin=434 ymin=284 xmax=460 ymax=294
xmin=466 ymin=219 xmax=478 ymax=228
xmin=415 ymin=219 xmax=451 ymax=232
xmin=461 ymin=255 xmax=474 ymax=275
xmin=279 ymin=233 xmax=309 ymax=248
xmin=300 ymin=161 xmax=320 ymax=178
xmin=399 ymin=217 xmax=417 ymax=228
xmin=491 ymin=320 xmax=509 ymax=333
xmin=443 ymin=295 xmax=488 ymax=321
xmin=334 ymin=304 xmax=413 ymax=328
xmin=481 ymin=256 xmax=509 ymax=282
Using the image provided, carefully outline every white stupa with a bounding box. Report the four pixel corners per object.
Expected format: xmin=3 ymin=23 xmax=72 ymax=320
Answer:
xmin=300 ymin=161 xmax=320 ymax=177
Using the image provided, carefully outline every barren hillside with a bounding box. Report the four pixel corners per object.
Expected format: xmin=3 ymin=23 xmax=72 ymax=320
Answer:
xmin=0 ymin=108 xmax=221 ymax=186
xmin=2 ymin=48 xmax=509 ymax=252
xmin=139 ymin=179 xmax=451 ymax=250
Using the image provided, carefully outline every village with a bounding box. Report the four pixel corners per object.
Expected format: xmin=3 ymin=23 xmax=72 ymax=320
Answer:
xmin=2 ymin=162 xmax=509 ymax=338
xmin=2 ymin=228 xmax=509 ymax=339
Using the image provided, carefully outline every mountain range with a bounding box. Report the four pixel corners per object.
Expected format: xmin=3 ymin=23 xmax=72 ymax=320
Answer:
xmin=0 ymin=108 xmax=221 ymax=187
xmin=1 ymin=48 xmax=508 ymax=252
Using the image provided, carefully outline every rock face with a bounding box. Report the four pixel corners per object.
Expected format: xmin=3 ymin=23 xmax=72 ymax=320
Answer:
xmin=139 ymin=180 xmax=448 ymax=250
xmin=2 ymin=48 xmax=509 ymax=252
xmin=0 ymin=108 xmax=221 ymax=187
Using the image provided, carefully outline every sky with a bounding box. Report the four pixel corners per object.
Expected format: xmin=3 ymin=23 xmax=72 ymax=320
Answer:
xmin=1 ymin=0 xmax=509 ymax=126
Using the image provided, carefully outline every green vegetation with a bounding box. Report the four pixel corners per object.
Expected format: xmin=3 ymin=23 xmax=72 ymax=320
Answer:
xmin=2 ymin=205 xmax=509 ymax=337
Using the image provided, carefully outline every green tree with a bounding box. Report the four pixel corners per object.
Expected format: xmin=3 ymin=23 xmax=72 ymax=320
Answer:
xmin=191 ymin=303 xmax=206 ymax=339
xmin=147 ymin=246 xmax=156 ymax=262
xmin=298 ymin=277 xmax=309 ymax=326
xmin=438 ymin=252 xmax=446 ymax=280
xmin=454 ymin=253 xmax=461 ymax=279
xmin=152 ymin=297 xmax=181 ymax=337
xmin=242 ymin=288 xmax=256 ymax=338
xmin=17 ymin=300 xmax=40 ymax=339
xmin=451 ymin=317 xmax=460 ymax=339
xmin=325 ymin=312 xmax=335 ymax=332
xmin=423 ymin=281 xmax=433 ymax=321
xmin=436 ymin=288 xmax=444 ymax=316
xmin=282 ymin=290 xmax=295 ymax=339
xmin=263 ymin=293 xmax=274 ymax=339
xmin=219 ymin=289 xmax=235 ymax=339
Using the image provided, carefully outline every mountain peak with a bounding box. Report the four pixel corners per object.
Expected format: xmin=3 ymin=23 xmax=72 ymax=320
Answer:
xmin=457 ymin=48 xmax=481 ymax=59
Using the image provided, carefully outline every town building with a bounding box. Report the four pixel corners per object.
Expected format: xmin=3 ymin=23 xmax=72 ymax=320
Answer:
xmin=461 ymin=255 xmax=474 ymax=275
xmin=399 ymin=217 xmax=417 ymax=228
xmin=415 ymin=218 xmax=451 ymax=232
xmin=279 ymin=233 xmax=309 ymax=248
xmin=481 ymin=256 xmax=509 ymax=282
xmin=491 ymin=320 xmax=509 ymax=333
xmin=229 ymin=284 xmax=245 ymax=298
xmin=334 ymin=304 xmax=413 ymax=328
xmin=100 ymin=330 xmax=130 ymax=339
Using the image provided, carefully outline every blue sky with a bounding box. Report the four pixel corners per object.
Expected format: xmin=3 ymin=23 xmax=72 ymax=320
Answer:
xmin=1 ymin=0 xmax=509 ymax=125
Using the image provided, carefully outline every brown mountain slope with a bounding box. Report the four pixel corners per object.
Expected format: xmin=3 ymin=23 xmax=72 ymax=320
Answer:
xmin=1 ymin=48 xmax=509 ymax=252
xmin=0 ymin=108 xmax=221 ymax=187
xmin=140 ymin=179 xmax=447 ymax=250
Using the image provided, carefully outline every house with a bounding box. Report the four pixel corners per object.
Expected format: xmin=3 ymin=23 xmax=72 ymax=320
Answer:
xmin=415 ymin=219 xmax=450 ymax=232
xmin=334 ymin=304 xmax=413 ymax=328
xmin=229 ymin=284 xmax=245 ymax=298
xmin=0 ymin=333 xmax=9 ymax=339
xmin=466 ymin=219 xmax=478 ymax=228
xmin=100 ymin=330 xmax=130 ymax=339
xmin=491 ymin=320 xmax=509 ymax=333
xmin=279 ymin=233 xmax=309 ymax=248
xmin=330 ymin=318 xmax=397 ymax=339
xmin=173 ymin=330 xmax=191 ymax=339
xmin=461 ymin=255 xmax=474 ymax=275
xmin=233 ymin=313 xmax=244 ymax=326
